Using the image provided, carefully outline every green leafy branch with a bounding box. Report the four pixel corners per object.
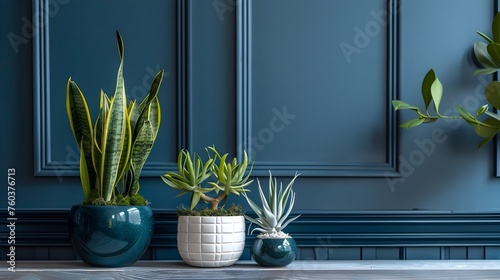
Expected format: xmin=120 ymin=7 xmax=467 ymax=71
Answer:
xmin=393 ymin=12 xmax=500 ymax=150
xmin=393 ymin=69 xmax=500 ymax=149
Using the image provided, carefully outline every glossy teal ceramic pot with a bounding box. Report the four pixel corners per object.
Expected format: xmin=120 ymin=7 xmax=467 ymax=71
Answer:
xmin=251 ymin=237 xmax=296 ymax=267
xmin=69 ymin=205 xmax=153 ymax=267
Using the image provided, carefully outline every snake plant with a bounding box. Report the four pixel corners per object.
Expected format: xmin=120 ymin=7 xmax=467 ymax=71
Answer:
xmin=392 ymin=12 xmax=500 ymax=149
xmin=66 ymin=31 xmax=164 ymax=205
xmin=243 ymin=172 xmax=300 ymax=236
xmin=161 ymin=146 xmax=254 ymax=211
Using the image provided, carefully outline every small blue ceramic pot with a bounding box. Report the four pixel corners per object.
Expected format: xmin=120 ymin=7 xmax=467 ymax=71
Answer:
xmin=251 ymin=237 xmax=297 ymax=267
xmin=69 ymin=205 xmax=153 ymax=267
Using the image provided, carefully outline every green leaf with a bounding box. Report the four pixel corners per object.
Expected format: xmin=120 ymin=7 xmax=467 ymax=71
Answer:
xmin=116 ymin=30 xmax=124 ymax=60
xmin=391 ymin=100 xmax=420 ymax=111
xmin=474 ymin=68 xmax=499 ymax=76
xmin=421 ymin=69 xmax=436 ymax=111
xmin=493 ymin=12 xmax=500 ymax=43
xmin=185 ymin=151 xmax=196 ymax=185
xmin=399 ymin=118 xmax=425 ymax=129
xmin=128 ymin=100 xmax=140 ymax=133
xmin=475 ymin=117 xmax=500 ymax=149
xmin=431 ymin=77 xmax=443 ymax=114
xmin=94 ymin=91 xmax=110 ymax=148
xmin=79 ymin=138 xmax=91 ymax=200
xmin=100 ymin=34 xmax=129 ymax=202
xmin=456 ymin=106 xmax=479 ymax=125
xmin=243 ymin=193 xmax=264 ymax=218
xmin=66 ymin=78 xmax=95 ymax=189
xmin=134 ymin=70 xmax=164 ymax=141
xmin=278 ymin=214 xmax=301 ymax=232
xmin=477 ymin=134 xmax=496 ymax=149
xmin=91 ymin=130 xmax=102 ymax=187
xmin=130 ymin=121 xmax=154 ymax=195
xmin=150 ymin=96 xmax=161 ymax=138
xmin=485 ymin=81 xmax=500 ymax=110
xmin=161 ymin=174 xmax=194 ymax=191
xmin=190 ymin=192 xmax=201 ymax=210
xmin=476 ymin=104 xmax=489 ymax=116
xmin=474 ymin=42 xmax=499 ymax=70
xmin=487 ymin=43 xmax=500 ymax=65
xmin=473 ymin=117 xmax=500 ymax=138
xmin=477 ymin=31 xmax=495 ymax=44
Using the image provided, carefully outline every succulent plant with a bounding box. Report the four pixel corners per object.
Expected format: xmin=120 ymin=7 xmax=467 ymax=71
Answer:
xmin=243 ymin=172 xmax=300 ymax=236
xmin=66 ymin=31 xmax=164 ymax=205
xmin=161 ymin=146 xmax=254 ymax=211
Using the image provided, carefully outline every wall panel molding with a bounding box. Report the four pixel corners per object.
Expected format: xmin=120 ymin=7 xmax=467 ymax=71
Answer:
xmin=3 ymin=210 xmax=500 ymax=260
xmin=32 ymin=0 xmax=189 ymax=177
xmin=236 ymin=0 xmax=400 ymax=177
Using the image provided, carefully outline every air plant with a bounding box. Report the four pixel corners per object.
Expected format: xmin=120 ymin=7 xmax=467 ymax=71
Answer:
xmin=243 ymin=172 xmax=300 ymax=237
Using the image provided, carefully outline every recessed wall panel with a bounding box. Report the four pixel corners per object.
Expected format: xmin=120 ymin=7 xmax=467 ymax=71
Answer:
xmin=33 ymin=0 xmax=180 ymax=176
xmin=238 ymin=0 xmax=398 ymax=176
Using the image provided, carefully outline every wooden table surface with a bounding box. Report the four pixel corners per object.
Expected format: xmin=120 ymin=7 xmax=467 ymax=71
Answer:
xmin=3 ymin=260 xmax=500 ymax=279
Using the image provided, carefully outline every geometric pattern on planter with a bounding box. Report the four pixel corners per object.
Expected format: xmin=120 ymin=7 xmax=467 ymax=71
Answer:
xmin=177 ymin=216 xmax=245 ymax=267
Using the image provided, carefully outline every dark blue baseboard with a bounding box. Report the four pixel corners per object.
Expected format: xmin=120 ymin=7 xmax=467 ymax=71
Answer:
xmin=2 ymin=210 xmax=500 ymax=260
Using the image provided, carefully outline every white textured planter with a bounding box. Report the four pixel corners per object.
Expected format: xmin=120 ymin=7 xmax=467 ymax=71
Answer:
xmin=177 ymin=216 xmax=246 ymax=267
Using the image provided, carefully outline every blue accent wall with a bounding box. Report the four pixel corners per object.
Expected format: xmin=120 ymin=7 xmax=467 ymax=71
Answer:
xmin=2 ymin=0 xmax=500 ymax=260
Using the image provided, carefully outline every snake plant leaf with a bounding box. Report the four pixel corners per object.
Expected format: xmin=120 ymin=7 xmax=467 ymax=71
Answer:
xmin=139 ymin=69 xmax=164 ymax=112
xmin=130 ymin=120 xmax=154 ymax=195
xmin=66 ymin=78 xmax=95 ymax=188
xmin=117 ymin=106 xmax=133 ymax=191
xmin=79 ymin=138 xmax=91 ymax=200
xmin=487 ymin=43 xmax=500 ymax=65
xmin=399 ymin=118 xmax=425 ymax=129
xmin=485 ymin=81 xmax=500 ymax=110
xmin=116 ymin=30 xmax=124 ymax=60
xmin=421 ymin=69 xmax=436 ymax=111
xmin=150 ymin=96 xmax=161 ymax=138
xmin=431 ymin=77 xmax=443 ymax=114
xmin=145 ymin=70 xmax=164 ymax=135
xmin=134 ymin=70 xmax=164 ymax=140
xmin=100 ymin=33 xmax=129 ymax=202
xmin=91 ymin=129 xmax=102 ymax=181
xmin=94 ymin=90 xmax=110 ymax=149
xmin=128 ymin=100 xmax=140 ymax=132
